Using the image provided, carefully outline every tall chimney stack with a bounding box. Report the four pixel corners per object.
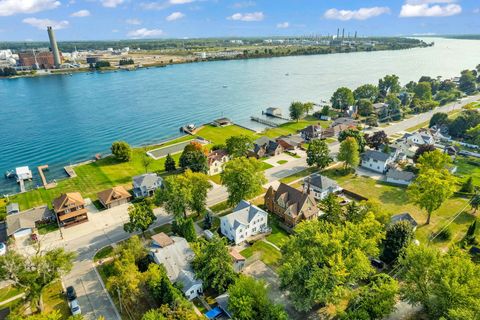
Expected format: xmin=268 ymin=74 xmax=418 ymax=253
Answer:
xmin=47 ymin=26 xmax=61 ymax=68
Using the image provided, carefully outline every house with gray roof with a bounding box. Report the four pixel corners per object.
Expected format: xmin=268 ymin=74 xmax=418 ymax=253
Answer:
xmin=386 ymin=169 xmax=416 ymax=186
xmin=220 ymin=200 xmax=269 ymax=244
xmin=249 ymin=136 xmax=283 ymax=158
xmin=303 ymin=173 xmax=342 ymax=200
xmin=149 ymin=234 xmax=203 ymax=300
xmin=361 ymin=150 xmax=396 ymax=173
xmin=390 ymin=213 xmax=418 ymax=231
xmin=6 ymin=206 xmax=53 ymax=239
xmin=132 ymin=173 xmax=163 ymax=198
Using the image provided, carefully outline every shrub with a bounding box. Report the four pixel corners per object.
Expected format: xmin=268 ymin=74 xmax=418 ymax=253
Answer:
xmin=435 ymin=227 xmax=452 ymax=241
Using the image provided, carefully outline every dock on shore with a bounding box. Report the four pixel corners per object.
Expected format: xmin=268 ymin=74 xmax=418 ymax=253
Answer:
xmin=250 ymin=116 xmax=279 ymax=128
xmin=64 ymin=166 xmax=77 ymax=178
xmin=38 ymin=165 xmax=57 ymax=189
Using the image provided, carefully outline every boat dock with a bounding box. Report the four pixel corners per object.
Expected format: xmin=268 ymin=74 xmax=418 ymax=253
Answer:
xmin=250 ymin=116 xmax=279 ymax=127
xmin=38 ymin=165 xmax=57 ymax=189
xmin=64 ymin=166 xmax=77 ymax=178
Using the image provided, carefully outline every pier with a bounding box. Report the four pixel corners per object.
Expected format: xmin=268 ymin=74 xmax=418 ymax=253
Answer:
xmin=38 ymin=165 xmax=57 ymax=189
xmin=64 ymin=166 xmax=77 ymax=178
xmin=250 ymin=116 xmax=279 ymax=128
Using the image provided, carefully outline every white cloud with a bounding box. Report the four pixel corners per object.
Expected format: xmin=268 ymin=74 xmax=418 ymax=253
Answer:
xmin=101 ymin=0 xmax=124 ymax=8
xmin=0 ymin=0 xmax=60 ymax=16
xmin=400 ymin=0 xmax=462 ymax=17
xmin=473 ymin=8 xmax=479 ymax=14
xmin=166 ymin=11 xmax=185 ymax=21
xmin=324 ymin=7 xmax=391 ymax=21
xmin=232 ymin=1 xmax=255 ymax=9
xmin=228 ymin=11 xmax=264 ymax=22
xmin=23 ymin=17 xmax=69 ymax=30
xmin=141 ymin=0 xmax=195 ymax=10
xmin=70 ymin=9 xmax=90 ymax=17
xmin=127 ymin=28 xmax=164 ymax=38
xmin=126 ymin=18 xmax=142 ymax=25
xmin=276 ymin=22 xmax=289 ymax=29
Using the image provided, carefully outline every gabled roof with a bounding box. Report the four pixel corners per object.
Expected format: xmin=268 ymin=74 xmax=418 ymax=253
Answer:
xmin=52 ymin=193 xmax=85 ymax=213
xmin=253 ymin=136 xmax=280 ymax=154
xmin=304 ymin=173 xmax=339 ymax=191
xmin=223 ymin=200 xmax=267 ymax=231
xmin=274 ymin=183 xmax=317 ymax=219
xmin=6 ymin=206 xmax=53 ymax=236
xmin=390 ymin=213 xmax=418 ymax=228
xmin=207 ymin=149 xmax=229 ymax=166
xmin=97 ymin=186 xmax=131 ymax=205
xmin=362 ymin=150 xmax=392 ymax=162
xmin=277 ymin=135 xmax=304 ymax=147
xmin=151 ymin=232 xmax=174 ymax=248
xmin=133 ymin=173 xmax=162 ymax=189
xmin=386 ymin=169 xmax=415 ymax=182
xmin=229 ymin=248 xmax=245 ymax=262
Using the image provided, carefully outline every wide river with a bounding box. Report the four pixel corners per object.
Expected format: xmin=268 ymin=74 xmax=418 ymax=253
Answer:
xmin=0 ymin=37 xmax=479 ymax=194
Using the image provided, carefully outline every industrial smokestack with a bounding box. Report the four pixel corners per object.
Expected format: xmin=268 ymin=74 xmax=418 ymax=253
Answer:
xmin=342 ymin=28 xmax=345 ymax=40
xmin=337 ymin=28 xmax=340 ymax=39
xmin=47 ymin=26 xmax=61 ymax=68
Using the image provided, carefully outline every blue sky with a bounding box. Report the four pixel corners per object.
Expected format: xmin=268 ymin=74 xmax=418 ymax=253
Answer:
xmin=0 ymin=0 xmax=479 ymax=41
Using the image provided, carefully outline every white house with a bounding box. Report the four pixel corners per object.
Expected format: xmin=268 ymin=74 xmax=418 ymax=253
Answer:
xmin=361 ymin=150 xmax=396 ymax=173
xmin=303 ymin=173 xmax=342 ymax=200
xmin=385 ymin=169 xmax=416 ymax=186
xmin=207 ymin=150 xmax=230 ymax=176
xmin=403 ymin=131 xmax=435 ymax=146
xmin=220 ymin=200 xmax=269 ymax=244
xmin=149 ymin=233 xmax=203 ymax=300
xmin=132 ymin=173 xmax=163 ymax=197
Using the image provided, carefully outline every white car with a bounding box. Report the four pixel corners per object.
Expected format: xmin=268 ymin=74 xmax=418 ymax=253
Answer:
xmin=69 ymin=299 xmax=81 ymax=315
xmin=0 ymin=243 xmax=6 ymax=256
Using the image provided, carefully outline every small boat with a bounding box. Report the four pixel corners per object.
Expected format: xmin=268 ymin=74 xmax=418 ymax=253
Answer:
xmin=285 ymin=73 xmax=289 ymax=76
xmin=222 ymin=85 xmax=228 ymax=88
xmin=4 ymin=170 xmax=14 ymax=179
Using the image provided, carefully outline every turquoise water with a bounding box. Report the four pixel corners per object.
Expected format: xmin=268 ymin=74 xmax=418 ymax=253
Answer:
xmin=1 ymin=37 xmax=479 ymax=194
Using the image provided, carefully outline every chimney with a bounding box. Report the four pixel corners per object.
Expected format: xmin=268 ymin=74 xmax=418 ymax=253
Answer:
xmin=47 ymin=26 xmax=61 ymax=68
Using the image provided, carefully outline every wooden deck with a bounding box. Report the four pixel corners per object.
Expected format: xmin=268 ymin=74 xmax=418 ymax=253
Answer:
xmin=64 ymin=166 xmax=77 ymax=178
xmin=37 ymin=165 xmax=57 ymax=189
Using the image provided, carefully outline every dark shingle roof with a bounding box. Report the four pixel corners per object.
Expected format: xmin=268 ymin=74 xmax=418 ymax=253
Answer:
xmin=304 ymin=173 xmax=339 ymax=191
xmin=386 ymin=169 xmax=415 ymax=182
xmin=362 ymin=150 xmax=391 ymax=162
xmin=390 ymin=213 xmax=418 ymax=228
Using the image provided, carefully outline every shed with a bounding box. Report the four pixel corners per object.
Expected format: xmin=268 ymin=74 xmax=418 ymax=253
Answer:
xmin=212 ymin=118 xmax=232 ymax=127
xmin=265 ymin=107 xmax=282 ymax=117
xmin=390 ymin=213 xmax=418 ymax=231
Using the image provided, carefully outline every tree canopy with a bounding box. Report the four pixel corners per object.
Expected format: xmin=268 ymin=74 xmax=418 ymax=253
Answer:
xmin=378 ymin=74 xmax=401 ymax=98
xmin=381 ymin=220 xmax=414 ymax=264
xmin=306 ymin=139 xmax=332 ymax=169
xmin=331 ymin=87 xmax=355 ymax=111
xmin=353 ymin=84 xmax=379 ymax=102
xmin=225 ymin=135 xmax=253 ymax=158
xmin=124 ymin=202 xmax=157 ymax=235
xmin=337 ymin=137 xmax=360 ymax=170
xmin=111 ymin=141 xmax=132 ymax=162
xmin=289 ymin=101 xmax=306 ymax=122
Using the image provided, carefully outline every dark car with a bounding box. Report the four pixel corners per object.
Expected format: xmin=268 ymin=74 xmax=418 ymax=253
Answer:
xmin=66 ymin=286 xmax=77 ymax=301
xmin=370 ymin=258 xmax=385 ymax=270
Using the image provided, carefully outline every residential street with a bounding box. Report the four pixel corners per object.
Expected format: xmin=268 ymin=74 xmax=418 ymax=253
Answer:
xmin=20 ymin=94 xmax=479 ymax=320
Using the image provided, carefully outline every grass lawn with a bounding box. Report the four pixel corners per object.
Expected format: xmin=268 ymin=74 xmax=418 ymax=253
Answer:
xmin=209 ymin=174 xmax=222 ymax=185
xmin=240 ymin=241 xmax=282 ymax=270
xmin=152 ymin=223 xmax=173 ymax=235
xmin=405 ymin=120 xmax=429 ymax=133
xmin=42 ymin=281 xmax=70 ymax=319
xmin=279 ymin=167 xmax=318 ymax=185
xmin=261 ymin=162 xmax=274 ymax=170
xmin=196 ymin=124 xmax=258 ymax=145
xmin=323 ymin=169 xmax=472 ymax=246
xmin=209 ymin=201 xmax=232 ymax=214
xmin=455 ymin=156 xmax=480 ymax=186
xmin=37 ymin=223 xmax=59 ymax=235
xmin=263 ymin=117 xmax=330 ymax=138
xmin=266 ymin=214 xmax=290 ymax=248
xmin=277 ymin=160 xmax=288 ymax=165
xmin=0 ymin=286 xmax=23 ymax=303
xmin=94 ymin=245 xmax=114 ymax=262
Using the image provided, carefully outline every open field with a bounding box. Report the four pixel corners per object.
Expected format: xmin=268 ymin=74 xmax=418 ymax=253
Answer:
xmin=455 ymin=156 xmax=480 ymax=186
xmin=323 ymin=169 xmax=473 ymax=246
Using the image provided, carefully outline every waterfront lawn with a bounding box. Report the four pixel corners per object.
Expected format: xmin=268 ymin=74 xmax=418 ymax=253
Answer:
xmin=323 ymin=169 xmax=472 ymax=246
xmin=263 ymin=117 xmax=330 ymax=138
xmin=196 ymin=124 xmax=258 ymax=145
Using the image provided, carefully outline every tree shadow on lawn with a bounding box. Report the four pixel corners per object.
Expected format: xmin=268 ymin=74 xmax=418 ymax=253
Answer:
xmin=377 ymin=186 xmax=409 ymax=206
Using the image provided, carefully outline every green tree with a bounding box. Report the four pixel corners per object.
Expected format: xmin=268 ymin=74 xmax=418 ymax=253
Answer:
xmin=123 ymin=202 xmax=156 ymax=236
xmin=303 ymin=102 xmax=314 ymax=115
xmin=141 ymin=148 xmax=153 ymax=173
xmin=414 ymin=82 xmax=433 ymax=101
xmin=203 ymin=211 xmax=213 ymax=230
xmin=383 ymin=94 xmax=402 ymax=121
xmin=319 ymin=193 xmax=344 ymax=224
xmin=429 ymin=112 xmax=449 ymax=128
xmin=472 ymin=194 xmax=480 ymax=213
xmin=467 ymin=124 xmax=480 ymax=146
xmin=156 ymin=174 xmax=191 ymax=218
xmin=337 ymin=137 xmax=360 ymax=170
xmin=184 ymin=170 xmax=212 ymax=216
xmin=106 ymin=255 xmax=143 ymax=307
xmin=221 ymin=157 xmax=267 ymax=206
xmin=338 ymin=129 xmax=366 ymax=152
xmin=356 ymin=99 xmax=374 ymax=116
xmin=228 ymin=276 xmax=288 ymax=320
xmin=353 ymin=84 xmax=379 ymax=101
xmin=164 ymin=153 xmax=176 ymax=172
xmin=416 ymin=149 xmax=452 ymax=171
xmin=142 ymin=305 xmax=202 ymax=320
xmin=459 ymin=69 xmax=477 ymax=95
xmin=289 ymin=101 xmax=306 ymax=122
xmin=461 ymin=177 xmax=475 ymax=194
xmin=306 ymin=139 xmax=332 ymax=169
xmin=179 ymin=149 xmax=208 ymax=173
xmin=407 ymin=169 xmax=456 ymax=224
xmin=111 ymin=141 xmax=132 ymax=162
xmin=366 ymin=115 xmax=379 ymax=127
xmin=462 ymin=219 xmax=477 ymax=246
xmin=331 ymin=87 xmax=355 ymax=111
xmin=144 ymin=263 xmax=187 ymax=308
xmin=172 ymin=217 xmax=196 ymax=242
xmin=381 ymin=220 xmax=414 ymax=264
xmin=192 ymin=237 xmax=236 ymax=293
xmin=342 ymin=274 xmax=399 ymax=320
xmin=114 ymin=235 xmax=147 ymax=263
xmin=279 ymin=216 xmax=383 ymax=311
xmin=412 ymin=144 xmax=436 ymax=163
xmin=398 ymin=245 xmax=480 ymax=319
xmin=225 ymin=135 xmax=254 ymax=158
xmin=0 ymin=249 xmax=75 ymax=312
xmin=448 ymin=109 xmax=480 ymax=138
xmin=378 ymin=74 xmax=401 ymax=99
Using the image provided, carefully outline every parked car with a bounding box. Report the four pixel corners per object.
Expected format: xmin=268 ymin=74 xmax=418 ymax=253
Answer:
xmin=66 ymin=286 xmax=77 ymax=301
xmin=69 ymin=299 xmax=81 ymax=315
xmin=370 ymin=258 xmax=385 ymax=270
xmin=0 ymin=243 xmax=6 ymax=256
